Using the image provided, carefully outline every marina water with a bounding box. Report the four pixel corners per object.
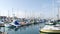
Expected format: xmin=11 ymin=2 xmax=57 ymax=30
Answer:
xmin=0 ymin=23 xmax=45 ymax=34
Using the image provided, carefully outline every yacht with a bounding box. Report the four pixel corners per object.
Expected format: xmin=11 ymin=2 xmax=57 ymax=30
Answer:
xmin=40 ymin=20 xmax=60 ymax=33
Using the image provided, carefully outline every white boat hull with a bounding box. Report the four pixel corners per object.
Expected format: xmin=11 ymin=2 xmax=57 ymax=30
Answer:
xmin=5 ymin=23 xmax=21 ymax=28
xmin=40 ymin=25 xmax=60 ymax=33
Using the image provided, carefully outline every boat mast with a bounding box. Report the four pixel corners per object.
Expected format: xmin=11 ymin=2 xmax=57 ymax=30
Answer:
xmin=12 ymin=8 xmax=15 ymax=19
xmin=57 ymin=6 xmax=60 ymax=20
xmin=8 ymin=10 xmax=9 ymax=17
xmin=25 ymin=10 xmax=26 ymax=18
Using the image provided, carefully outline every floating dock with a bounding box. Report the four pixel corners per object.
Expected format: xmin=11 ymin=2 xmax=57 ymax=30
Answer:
xmin=0 ymin=24 xmax=5 ymax=27
xmin=0 ymin=32 xmax=7 ymax=34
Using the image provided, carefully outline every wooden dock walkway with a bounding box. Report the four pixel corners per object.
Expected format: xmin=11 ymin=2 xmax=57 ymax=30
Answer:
xmin=0 ymin=32 xmax=7 ymax=34
xmin=0 ymin=24 xmax=5 ymax=27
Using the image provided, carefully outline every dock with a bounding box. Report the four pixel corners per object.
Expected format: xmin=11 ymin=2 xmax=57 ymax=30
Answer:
xmin=0 ymin=24 xmax=5 ymax=27
xmin=0 ymin=32 xmax=7 ymax=34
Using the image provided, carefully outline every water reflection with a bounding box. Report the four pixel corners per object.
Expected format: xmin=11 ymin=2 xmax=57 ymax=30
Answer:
xmin=4 ymin=23 xmax=45 ymax=34
xmin=7 ymin=24 xmax=39 ymax=31
xmin=0 ymin=27 xmax=5 ymax=32
xmin=40 ymin=32 xmax=60 ymax=34
xmin=0 ymin=23 xmax=60 ymax=34
xmin=6 ymin=24 xmax=40 ymax=34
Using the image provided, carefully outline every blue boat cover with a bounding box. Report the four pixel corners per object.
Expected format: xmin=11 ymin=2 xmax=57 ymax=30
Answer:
xmin=14 ymin=20 xmax=19 ymax=25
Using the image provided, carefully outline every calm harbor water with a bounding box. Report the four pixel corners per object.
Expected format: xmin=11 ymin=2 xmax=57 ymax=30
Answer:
xmin=0 ymin=23 xmax=45 ymax=34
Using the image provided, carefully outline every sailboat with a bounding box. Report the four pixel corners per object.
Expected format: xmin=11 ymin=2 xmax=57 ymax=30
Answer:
xmin=5 ymin=9 xmax=21 ymax=28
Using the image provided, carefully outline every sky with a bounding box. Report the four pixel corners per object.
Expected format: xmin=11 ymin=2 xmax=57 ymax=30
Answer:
xmin=0 ymin=0 xmax=60 ymax=18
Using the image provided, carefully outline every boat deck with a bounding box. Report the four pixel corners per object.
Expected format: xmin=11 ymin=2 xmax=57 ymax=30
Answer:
xmin=40 ymin=25 xmax=60 ymax=33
